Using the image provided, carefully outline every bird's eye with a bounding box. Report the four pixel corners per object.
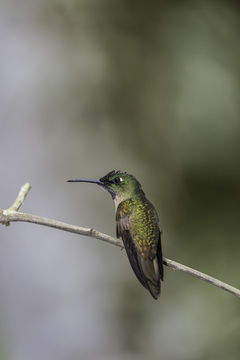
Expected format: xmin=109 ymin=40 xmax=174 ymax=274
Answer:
xmin=114 ymin=177 xmax=123 ymax=184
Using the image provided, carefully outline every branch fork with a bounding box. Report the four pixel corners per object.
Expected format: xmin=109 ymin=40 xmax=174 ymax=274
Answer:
xmin=0 ymin=183 xmax=240 ymax=299
xmin=0 ymin=183 xmax=31 ymax=225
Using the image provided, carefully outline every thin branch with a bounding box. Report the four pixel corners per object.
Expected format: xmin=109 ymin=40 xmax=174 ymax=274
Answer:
xmin=6 ymin=182 xmax=32 ymax=213
xmin=1 ymin=183 xmax=240 ymax=299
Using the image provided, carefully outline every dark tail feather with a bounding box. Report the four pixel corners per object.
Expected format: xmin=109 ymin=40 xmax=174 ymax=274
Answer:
xmin=140 ymin=257 xmax=161 ymax=299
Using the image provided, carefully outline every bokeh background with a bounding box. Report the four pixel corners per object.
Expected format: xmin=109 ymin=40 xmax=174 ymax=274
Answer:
xmin=0 ymin=1 xmax=240 ymax=359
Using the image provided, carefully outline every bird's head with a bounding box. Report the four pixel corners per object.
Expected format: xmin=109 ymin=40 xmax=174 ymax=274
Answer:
xmin=67 ymin=170 xmax=143 ymax=201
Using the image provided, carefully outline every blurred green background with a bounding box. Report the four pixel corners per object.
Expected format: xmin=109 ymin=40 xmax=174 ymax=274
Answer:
xmin=0 ymin=1 xmax=240 ymax=359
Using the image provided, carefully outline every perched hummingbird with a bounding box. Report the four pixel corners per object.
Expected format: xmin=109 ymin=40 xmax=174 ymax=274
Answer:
xmin=68 ymin=170 xmax=164 ymax=299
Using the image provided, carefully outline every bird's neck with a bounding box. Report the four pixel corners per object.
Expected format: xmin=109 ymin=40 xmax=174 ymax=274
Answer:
xmin=113 ymin=190 xmax=145 ymax=211
xmin=113 ymin=194 xmax=130 ymax=211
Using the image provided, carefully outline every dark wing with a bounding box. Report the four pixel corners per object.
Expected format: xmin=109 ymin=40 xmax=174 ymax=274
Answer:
xmin=157 ymin=231 xmax=164 ymax=281
xmin=116 ymin=212 xmax=148 ymax=290
xmin=116 ymin=200 xmax=163 ymax=299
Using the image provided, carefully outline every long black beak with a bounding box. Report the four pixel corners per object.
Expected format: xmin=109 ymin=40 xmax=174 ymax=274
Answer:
xmin=67 ymin=178 xmax=104 ymax=186
xmin=67 ymin=178 xmax=115 ymax=199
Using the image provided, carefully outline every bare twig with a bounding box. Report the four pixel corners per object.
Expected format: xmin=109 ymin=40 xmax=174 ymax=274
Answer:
xmin=1 ymin=183 xmax=240 ymax=299
xmin=2 ymin=182 xmax=31 ymax=215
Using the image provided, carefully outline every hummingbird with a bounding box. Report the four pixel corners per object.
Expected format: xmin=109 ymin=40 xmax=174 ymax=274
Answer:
xmin=67 ymin=170 xmax=164 ymax=299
